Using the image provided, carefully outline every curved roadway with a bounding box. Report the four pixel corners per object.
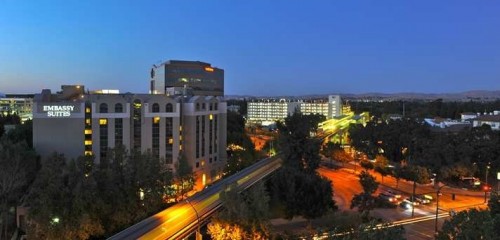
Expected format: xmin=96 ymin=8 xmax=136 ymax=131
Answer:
xmin=109 ymin=156 xmax=282 ymax=240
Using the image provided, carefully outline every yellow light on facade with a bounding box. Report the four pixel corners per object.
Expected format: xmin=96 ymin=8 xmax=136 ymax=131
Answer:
xmin=85 ymin=108 xmax=91 ymax=113
xmin=201 ymin=160 xmax=205 ymax=167
xmin=202 ymin=174 xmax=206 ymax=186
xmin=209 ymin=114 xmax=213 ymax=120
xmin=84 ymin=151 xmax=93 ymax=155
xmin=153 ymin=116 xmax=160 ymax=124
xmin=179 ymin=145 xmax=182 ymax=151
xmin=204 ymin=67 xmax=214 ymax=72
xmin=84 ymin=129 xmax=92 ymax=134
xmin=85 ymin=119 xmax=91 ymax=124
xmin=85 ymin=140 xmax=92 ymax=146
xmin=169 ymin=138 xmax=173 ymax=144
xmin=179 ymin=126 xmax=182 ymax=131
xmin=99 ymin=119 xmax=108 ymax=125
xmin=179 ymin=135 xmax=182 ymax=141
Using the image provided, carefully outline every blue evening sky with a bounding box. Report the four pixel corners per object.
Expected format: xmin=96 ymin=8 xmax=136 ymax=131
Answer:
xmin=1 ymin=1 xmax=499 ymax=96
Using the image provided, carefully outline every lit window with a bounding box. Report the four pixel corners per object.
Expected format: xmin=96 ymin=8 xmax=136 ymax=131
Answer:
xmin=99 ymin=119 xmax=107 ymax=125
xmin=84 ymin=151 xmax=93 ymax=156
xmin=209 ymin=114 xmax=213 ymax=120
xmin=179 ymin=126 xmax=182 ymax=131
xmin=85 ymin=140 xmax=92 ymax=145
xmin=169 ymin=138 xmax=173 ymax=144
xmin=179 ymin=145 xmax=182 ymax=151
xmin=201 ymin=160 xmax=205 ymax=167
xmin=84 ymin=129 xmax=92 ymax=134
xmin=153 ymin=116 xmax=160 ymax=124
xmin=85 ymin=119 xmax=91 ymax=124
xmin=85 ymin=108 xmax=91 ymax=113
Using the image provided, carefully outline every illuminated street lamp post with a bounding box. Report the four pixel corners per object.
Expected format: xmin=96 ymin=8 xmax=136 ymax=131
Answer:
xmin=434 ymin=182 xmax=446 ymax=236
xmin=186 ymin=199 xmax=202 ymax=240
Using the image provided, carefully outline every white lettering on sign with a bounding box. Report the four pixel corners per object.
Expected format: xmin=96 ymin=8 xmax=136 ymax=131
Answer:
xmin=42 ymin=105 xmax=75 ymax=117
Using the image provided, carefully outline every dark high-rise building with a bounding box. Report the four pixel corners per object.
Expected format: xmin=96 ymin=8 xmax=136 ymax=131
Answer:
xmin=150 ymin=60 xmax=224 ymax=96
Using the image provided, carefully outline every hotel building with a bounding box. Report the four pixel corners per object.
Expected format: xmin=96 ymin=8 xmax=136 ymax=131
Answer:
xmin=33 ymin=85 xmax=227 ymax=186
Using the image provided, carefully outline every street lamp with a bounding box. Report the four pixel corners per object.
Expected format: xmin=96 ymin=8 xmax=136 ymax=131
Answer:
xmin=186 ymin=199 xmax=201 ymax=240
xmin=486 ymin=164 xmax=490 ymax=186
xmin=434 ymin=182 xmax=446 ymax=235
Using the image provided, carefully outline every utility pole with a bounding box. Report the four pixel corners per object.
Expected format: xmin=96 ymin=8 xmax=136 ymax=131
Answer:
xmin=186 ymin=199 xmax=202 ymax=240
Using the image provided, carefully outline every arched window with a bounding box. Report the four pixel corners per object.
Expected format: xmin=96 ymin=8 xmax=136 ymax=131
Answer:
xmin=115 ymin=103 xmax=123 ymax=113
xmin=152 ymin=103 xmax=160 ymax=113
xmin=166 ymin=103 xmax=173 ymax=112
xmin=99 ymin=103 xmax=108 ymax=113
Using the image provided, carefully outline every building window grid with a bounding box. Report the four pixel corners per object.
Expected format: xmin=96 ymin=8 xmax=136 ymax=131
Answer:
xmin=196 ymin=116 xmax=200 ymax=158
xmin=209 ymin=116 xmax=213 ymax=154
xmin=201 ymin=115 xmax=205 ymax=157
xmin=115 ymin=118 xmax=123 ymax=146
xmin=152 ymin=117 xmax=160 ymax=158
xmin=214 ymin=115 xmax=218 ymax=153
xmin=100 ymin=119 xmax=108 ymax=159
xmin=165 ymin=117 xmax=173 ymax=164
xmin=133 ymin=99 xmax=142 ymax=151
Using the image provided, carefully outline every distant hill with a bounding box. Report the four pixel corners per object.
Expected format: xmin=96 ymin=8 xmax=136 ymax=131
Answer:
xmin=226 ymin=90 xmax=500 ymax=101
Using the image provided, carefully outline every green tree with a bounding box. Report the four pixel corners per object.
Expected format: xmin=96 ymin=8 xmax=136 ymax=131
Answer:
xmin=277 ymin=113 xmax=324 ymax=173
xmin=351 ymin=171 xmax=379 ymax=214
xmin=4 ymin=119 xmax=33 ymax=148
xmin=0 ymin=137 xmax=37 ymax=239
xmin=208 ymin=182 xmax=270 ymax=239
xmin=271 ymin=167 xmax=336 ymax=220
xmin=321 ymin=142 xmax=341 ymax=167
xmin=373 ymin=155 xmax=390 ymax=183
xmin=26 ymin=153 xmax=104 ymax=240
xmin=437 ymin=208 xmax=495 ymax=240
xmin=332 ymin=149 xmax=353 ymax=168
xmin=176 ymin=153 xmax=194 ymax=200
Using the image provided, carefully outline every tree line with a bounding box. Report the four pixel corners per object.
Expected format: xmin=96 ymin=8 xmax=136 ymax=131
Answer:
xmin=349 ymin=118 xmax=500 ymax=186
xmin=351 ymin=99 xmax=500 ymax=119
xmin=0 ymin=120 xmax=195 ymax=239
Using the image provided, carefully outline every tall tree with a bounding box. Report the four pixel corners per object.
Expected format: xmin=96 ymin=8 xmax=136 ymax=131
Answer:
xmin=437 ymin=208 xmax=494 ymax=240
xmin=351 ymin=171 xmax=379 ymax=214
xmin=26 ymin=153 xmax=104 ymax=239
xmin=373 ymin=155 xmax=390 ymax=183
xmin=277 ymin=112 xmax=324 ymax=173
xmin=208 ymin=182 xmax=270 ymax=239
xmin=176 ymin=153 xmax=194 ymax=200
xmin=0 ymin=137 xmax=37 ymax=239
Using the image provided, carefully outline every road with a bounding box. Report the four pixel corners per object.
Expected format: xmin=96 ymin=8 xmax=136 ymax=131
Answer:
xmin=318 ymin=164 xmax=487 ymax=239
xmin=109 ymin=156 xmax=282 ymax=240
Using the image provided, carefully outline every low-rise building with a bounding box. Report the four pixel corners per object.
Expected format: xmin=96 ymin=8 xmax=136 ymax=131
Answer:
xmin=0 ymin=94 xmax=34 ymax=122
xmin=472 ymin=114 xmax=500 ymax=130
xmin=247 ymin=95 xmax=343 ymax=125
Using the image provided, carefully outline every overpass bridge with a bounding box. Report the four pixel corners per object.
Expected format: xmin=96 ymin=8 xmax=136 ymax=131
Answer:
xmin=109 ymin=156 xmax=282 ymax=240
xmin=317 ymin=112 xmax=370 ymax=144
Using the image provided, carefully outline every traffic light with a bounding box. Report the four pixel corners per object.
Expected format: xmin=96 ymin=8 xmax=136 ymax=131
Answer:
xmin=483 ymin=185 xmax=492 ymax=192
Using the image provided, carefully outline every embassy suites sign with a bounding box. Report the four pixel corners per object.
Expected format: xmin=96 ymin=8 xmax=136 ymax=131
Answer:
xmin=42 ymin=105 xmax=76 ymax=117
